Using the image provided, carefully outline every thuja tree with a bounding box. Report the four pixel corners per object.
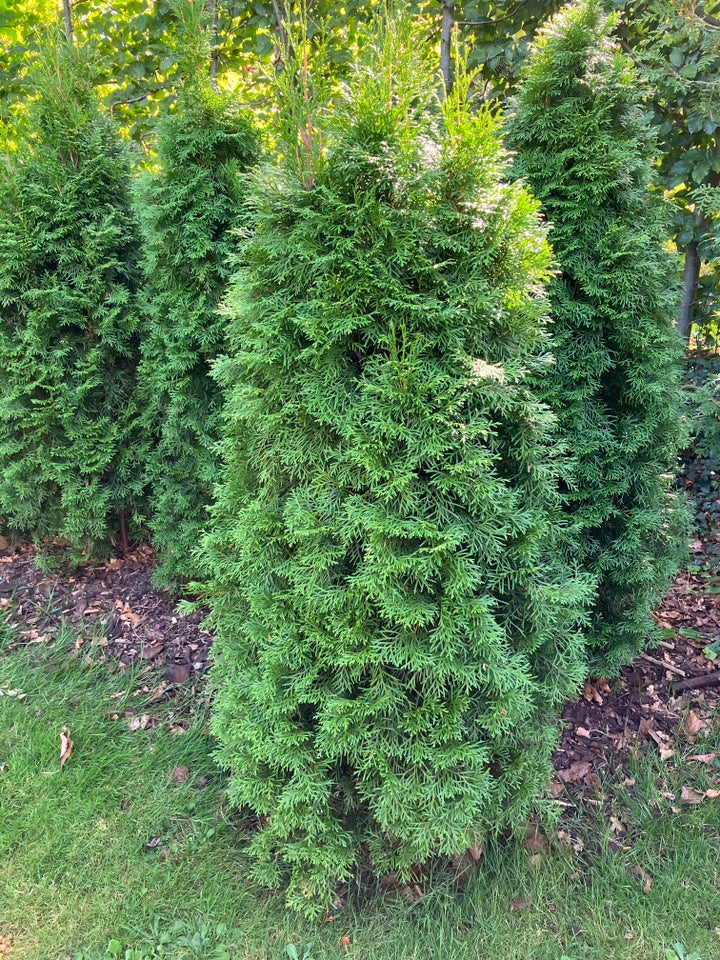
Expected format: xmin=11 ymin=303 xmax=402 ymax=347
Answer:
xmin=206 ymin=19 xmax=590 ymax=914
xmin=507 ymin=0 xmax=688 ymax=674
xmin=137 ymin=4 xmax=259 ymax=588
xmin=0 ymin=37 xmax=143 ymax=550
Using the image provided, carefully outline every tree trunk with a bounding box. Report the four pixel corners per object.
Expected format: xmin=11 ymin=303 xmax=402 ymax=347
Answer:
xmin=208 ymin=0 xmax=219 ymax=90
xmin=678 ymin=239 xmax=701 ymax=343
xmin=62 ymin=0 xmax=73 ymax=39
xmin=271 ymin=0 xmax=289 ymax=60
xmin=440 ymin=3 xmax=455 ymax=97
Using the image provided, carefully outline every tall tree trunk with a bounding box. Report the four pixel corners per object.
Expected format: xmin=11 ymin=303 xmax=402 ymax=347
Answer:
xmin=440 ymin=3 xmax=455 ymax=97
xmin=678 ymin=239 xmax=701 ymax=343
xmin=271 ymin=0 xmax=289 ymax=60
xmin=62 ymin=0 xmax=73 ymax=39
xmin=680 ymin=132 xmax=720 ymax=342
xmin=208 ymin=0 xmax=219 ymax=90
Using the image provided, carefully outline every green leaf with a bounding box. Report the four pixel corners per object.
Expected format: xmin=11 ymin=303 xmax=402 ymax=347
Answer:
xmin=669 ymin=47 xmax=685 ymax=68
xmin=703 ymin=638 xmax=720 ymax=660
xmin=692 ymin=160 xmax=712 ymax=183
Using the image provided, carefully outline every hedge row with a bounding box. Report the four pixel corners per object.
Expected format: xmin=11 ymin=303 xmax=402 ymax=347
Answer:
xmin=0 ymin=1 xmax=688 ymax=915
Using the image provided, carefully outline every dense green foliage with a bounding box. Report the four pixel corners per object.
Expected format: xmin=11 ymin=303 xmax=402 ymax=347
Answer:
xmin=508 ymin=0 xmax=688 ymax=673
xmin=617 ymin=0 xmax=720 ymax=340
xmin=0 ymin=38 xmax=144 ymax=550
xmin=137 ymin=17 xmax=259 ymax=588
xmin=205 ymin=20 xmax=590 ymax=914
xmin=0 ymin=1 xmax=566 ymax=146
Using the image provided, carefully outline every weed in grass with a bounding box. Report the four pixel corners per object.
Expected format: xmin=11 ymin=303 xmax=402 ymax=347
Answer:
xmin=665 ymin=946 xmax=702 ymax=960
xmin=284 ymin=943 xmax=316 ymax=960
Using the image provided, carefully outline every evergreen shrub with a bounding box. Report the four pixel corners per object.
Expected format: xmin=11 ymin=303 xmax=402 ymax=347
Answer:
xmin=0 ymin=38 xmax=144 ymax=551
xmin=206 ymin=21 xmax=590 ymax=914
xmin=137 ymin=9 xmax=259 ymax=588
xmin=507 ymin=0 xmax=689 ymax=674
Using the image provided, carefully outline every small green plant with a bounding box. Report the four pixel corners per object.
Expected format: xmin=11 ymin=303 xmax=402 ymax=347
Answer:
xmin=285 ymin=944 xmax=316 ymax=960
xmin=73 ymin=939 xmax=153 ymax=960
xmin=104 ymin=939 xmax=153 ymax=960
xmin=665 ymin=944 xmax=701 ymax=960
xmin=139 ymin=918 xmax=236 ymax=959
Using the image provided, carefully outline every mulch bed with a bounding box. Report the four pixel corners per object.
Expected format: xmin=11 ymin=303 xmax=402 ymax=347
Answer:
xmin=0 ymin=542 xmax=212 ymax=690
xmin=1 ymin=530 xmax=719 ymax=792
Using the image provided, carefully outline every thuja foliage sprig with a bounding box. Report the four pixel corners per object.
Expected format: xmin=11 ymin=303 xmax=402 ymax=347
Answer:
xmin=137 ymin=0 xmax=259 ymax=588
xmin=507 ymin=0 xmax=689 ymax=674
xmin=205 ymin=17 xmax=591 ymax=915
xmin=0 ymin=36 xmax=144 ymax=551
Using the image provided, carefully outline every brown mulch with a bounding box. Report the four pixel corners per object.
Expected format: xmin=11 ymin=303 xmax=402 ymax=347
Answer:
xmin=0 ymin=542 xmax=213 ymax=688
xmin=553 ymin=551 xmax=720 ymax=795
xmin=1 ymin=537 xmax=718 ymax=790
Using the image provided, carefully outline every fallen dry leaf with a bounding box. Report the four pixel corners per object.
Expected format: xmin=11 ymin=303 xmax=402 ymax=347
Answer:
xmin=576 ymin=726 xmax=591 ymax=738
xmin=172 ymin=765 xmax=190 ymax=783
xmin=557 ymin=829 xmax=584 ymax=854
xmin=684 ymin=710 xmax=705 ymax=738
xmin=59 ymin=727 xmax=73 ymax=769
xmin=467 ymin=839 xmax=484 ymax=861
xmin=583 ymin=771 xmax=600 ymax=790
xmin=631 ymin=865 xmax=653 ymax=893
xmin=509 ymin=898 xmax=532 ymax=913
xmin=610 ymin=816 xmax=626 ymax=836
xmin=659 ymin=746 xmax=675 ymax=761
xmin=524 ymin=824 xmax=548 ymax=854
xmin=115 ymin=600 xmax=141 ymax=628
xmin=139 ymin=643 xmax=164 ymax=660
xmin=680 ymin=786 xmax=717 ymax=804
xmin=687 ymin=753 xmax=717 ymax=764
xmin=167 ymin=663 xmax=190 ymax=684
xmin=583 ymin=681 xmax=603 ymax=704
xmin=548 ymin=780 xmax=564 ymax=799
xmin=638 ymin=717 xmax=666 ymax=745
xmin=127 ymin=714 xmax=151 ymax=732
xmin=558 ymin=760 xmax=591 ymax=784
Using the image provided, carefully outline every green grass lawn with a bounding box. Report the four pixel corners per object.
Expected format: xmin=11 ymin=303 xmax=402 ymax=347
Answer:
xmin=1 ymin=610 xmax=719 ymax=960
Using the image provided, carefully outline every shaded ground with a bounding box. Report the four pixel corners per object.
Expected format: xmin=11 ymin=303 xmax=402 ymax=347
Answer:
xmin=1 ymin=497 xmax=719 ymax=800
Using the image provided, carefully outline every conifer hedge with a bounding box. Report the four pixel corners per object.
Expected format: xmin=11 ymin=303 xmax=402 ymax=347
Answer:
xmin=0 ymin=39 xmax=144 ymax=550
xmin=137 ymin=68 xmax=258 ymax=588
xmin=508 ymin=0 xmax=688 ymax=673
xmin=206 ymin=22 xmax=590 ymax=913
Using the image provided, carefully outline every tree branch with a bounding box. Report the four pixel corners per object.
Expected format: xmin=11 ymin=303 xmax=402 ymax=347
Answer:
xmin=109 ymin=92 xmax=149 ymax=113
